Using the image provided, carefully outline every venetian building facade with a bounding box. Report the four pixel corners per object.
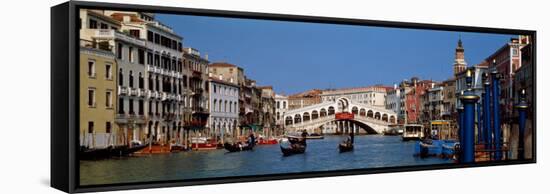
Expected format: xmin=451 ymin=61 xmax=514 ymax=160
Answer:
xmin=486 ymin=37 xmax=529 ymax=118
xmin=208 ymin=62 xmax=245 ymax=85
xmin=240 ymin=78 xmax=263 ymax=134
xmin=258 ymin=86 xmax=277 ymax=136
xmin=455 ymin=62 xmax=488 ymax=108
xmin=275 ymin=94 xmax=289 ymax=126
xmin=207 ymin=76 xmax=239 ymax=143
xmin=288 ymin=89 xmax=322 ymax=110
xmin=385 ymin=84 xmax=401 ymax=122
xmin=78 ymin=36 xmax=118 ymax=148
xmin=321 ymin=86 xmax=388 ymax=108
xmin=404 ymin=78 xmax=434 ymax=124
xmin=78 ymin=10 xmax=124 ymax=148
xmin=107 ymin=11 xmax=187 ymax=146
xmin=441 ymin=79 xmax=457 ymax=120
xmin=397 ymin=81 xmax=412 ymax=124
xmin=422 ymin=83 xmax=438 ymax=121
xmin=183 ymin=47 xmax=210 ymax=138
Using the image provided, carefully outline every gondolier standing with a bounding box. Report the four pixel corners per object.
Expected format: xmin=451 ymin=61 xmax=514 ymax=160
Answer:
xmin=301 ymin=130 xmax=308 ymax=145
xmin=248 ymin=131 xmax=256 ymax=147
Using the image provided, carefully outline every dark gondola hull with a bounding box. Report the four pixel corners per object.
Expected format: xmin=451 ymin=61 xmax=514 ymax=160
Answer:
xmin=224 ymin=143 xmax=254 ymax=152
xmin=280 ymin=145 xmax=306 ymax=156
xmin=338 ymin=143 xmax=354 ymax=153
xmin=80 ymin=144 xmax=149 ymax=160
xmin=79 ymin=146 xmax=112 ymax=160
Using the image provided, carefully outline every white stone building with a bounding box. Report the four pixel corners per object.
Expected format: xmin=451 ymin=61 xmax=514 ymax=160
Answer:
xmin=275 ymin=94 xmax=288 ymax=126
xmin=320 ymin=86 xmax=388 ymax=108
xmin=207 ymin=76 xmax=239 ymax=143
xmin=385 ymin=84 xmax=401 ymax=120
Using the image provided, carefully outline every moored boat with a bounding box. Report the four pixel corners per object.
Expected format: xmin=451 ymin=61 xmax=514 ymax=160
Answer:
xmin=307 ymin=133 xmax=324 ymax=139
xmin=115 ymin=143 xmax=149 ymax=157
xmin=402 ymin=124 xmax=424 ymax=141
xmin=79 ymin=146 xmax=112 ymax=160
xmin=191 ymin=137 xmax=218 ymax=150
xmin=257 ymin=138 xmax=278 ymax=145
xmin=383 ymin=125 xmax=401 ymax=136
xmin=286 ymin=134 xmax=324 ymax=140
xmin=224 ymin=143 xmax=254 ymax=152
xmin=169 ymin=143 xmax=187 ymax=152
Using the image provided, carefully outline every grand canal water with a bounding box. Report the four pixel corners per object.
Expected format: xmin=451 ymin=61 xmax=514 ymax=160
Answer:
xmin=80 ymin=135 xmax=452 ymax=186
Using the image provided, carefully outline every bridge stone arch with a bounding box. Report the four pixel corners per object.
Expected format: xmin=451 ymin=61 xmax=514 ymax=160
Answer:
xmin=311 ymin=110 xmax=319 ymax=120
xmin=320 ymin=108 xmax=327 ymax=117
xmin=303 ymin=112 xmax=311 ymax=122
xmin=294 ymin=114 xmax=301 ymax=124
xmin=352 ymin=106 xmax=359 ymax=115
xmin=285 ymin=116 xmax=293 ymax=125
xmin=328 ymin=106 xmax=335 ymax=115
xmin=282 ymin=98 xmax=398 ymax=134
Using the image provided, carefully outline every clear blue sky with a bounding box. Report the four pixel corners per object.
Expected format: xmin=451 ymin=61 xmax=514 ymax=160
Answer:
xmin=156 ymin=14 xmax=517 ymax=95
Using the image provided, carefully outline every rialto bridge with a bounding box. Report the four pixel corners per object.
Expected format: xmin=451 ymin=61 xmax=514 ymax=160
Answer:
xmin=283 ymin=97 xmax=397 ymax=134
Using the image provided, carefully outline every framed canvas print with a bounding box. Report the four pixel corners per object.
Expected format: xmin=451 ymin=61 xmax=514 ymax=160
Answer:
xmin=51 ymin=1 xmax=536 ymax=193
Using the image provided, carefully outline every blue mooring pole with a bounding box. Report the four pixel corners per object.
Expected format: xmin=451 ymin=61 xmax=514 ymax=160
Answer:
xmin=458 ymin=106 xmax=464 ymax=155
xmin=515 ymin=89 xmax=528 ymax=160
xmin=477 ymin=102 xmax=482 ymax=144
xmin=482 ymin=73 xmax=491 ymax=150
xmin=492 ymin=71 xmax=502 ymax=160
xmin=460 ymin=69 xmax=480 ymax=163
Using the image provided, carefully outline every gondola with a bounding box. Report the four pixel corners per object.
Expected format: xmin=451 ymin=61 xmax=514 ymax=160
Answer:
xmin=224 ymin=143 xmax=254 ymax=152
xmin=338 ymin=143 xmax=354 ymax=153
xmin=280 ymin=144 xmax=306 ymax=156
xmin=123 ymin=144 xmax=148 ymax=155
xmin=111 ymin=144 xmax=150 ymax=157
xmin=170 ymin=143 xmax=187 ymax=152
xmin=79 ymin=146 xmax=112 ymax=160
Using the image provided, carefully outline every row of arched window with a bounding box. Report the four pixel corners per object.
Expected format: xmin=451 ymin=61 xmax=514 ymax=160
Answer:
xmin=212 ymin=99 xmax=238 ymax=113
xmin=118 ymin=69 xmax=145 ymax=89
xmin=213 ymin=85 xmax=238 ymax=97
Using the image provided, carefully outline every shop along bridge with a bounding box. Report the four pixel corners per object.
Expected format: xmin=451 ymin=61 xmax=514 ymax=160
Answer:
xmin=283 ymin=97 xmax=397 ymax=134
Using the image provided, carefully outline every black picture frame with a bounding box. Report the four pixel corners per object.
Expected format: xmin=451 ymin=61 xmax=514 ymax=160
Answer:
xmin=51 ymin=1 xmax=537 ymax=193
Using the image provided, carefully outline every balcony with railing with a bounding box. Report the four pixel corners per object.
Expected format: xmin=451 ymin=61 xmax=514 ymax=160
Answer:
xmin=162 ymin=112 xmax=177 ymax=121
xmin=191 ymin=88 xmax=203 ymax=96
xmin=161 ymin=92 xmax=168 ymax=101
xmin=191 ymin=70 xmax=202 ymax=78
xmin=192 ymin=106 xmax=209 ymax=115
xmin=80 ymin=39 xmax=113 ymax=52
xmin=92 ymin=29 xmax=146 ymax=47
xmin=138 ymin=88 xmax=146 ymax=97
xmin=146 ymin=65 xmax=157 ymax=73
xmin=129 ymin=88 xmax=139 ymax=96
xmin=118 ymin=86 xmax=129 ymax=96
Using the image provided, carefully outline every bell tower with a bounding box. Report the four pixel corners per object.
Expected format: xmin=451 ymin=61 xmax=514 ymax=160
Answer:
xmin=453 ymin=37 xmax=467 ymax=76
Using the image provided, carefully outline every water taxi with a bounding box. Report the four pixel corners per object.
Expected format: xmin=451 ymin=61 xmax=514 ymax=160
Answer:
xmin=402 ymin=124 xmax=424 ymax=141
